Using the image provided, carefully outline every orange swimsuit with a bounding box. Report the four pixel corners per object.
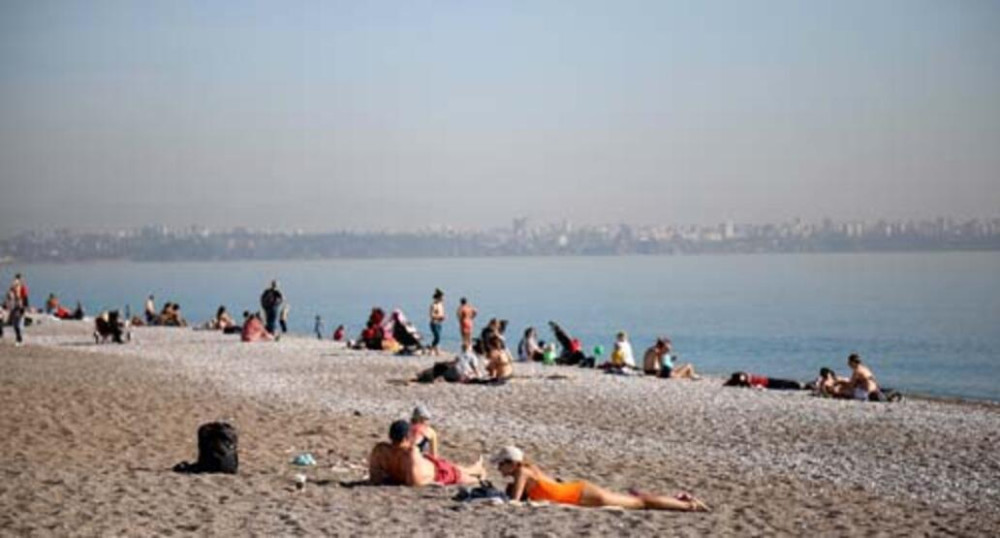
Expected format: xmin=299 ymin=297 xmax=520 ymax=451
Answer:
xmin=527 ymin=478 xmax=586 ymax=505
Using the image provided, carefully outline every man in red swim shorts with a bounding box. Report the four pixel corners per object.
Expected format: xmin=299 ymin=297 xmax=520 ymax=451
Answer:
xmin=368 ymin=420 xmax=485 ymax=487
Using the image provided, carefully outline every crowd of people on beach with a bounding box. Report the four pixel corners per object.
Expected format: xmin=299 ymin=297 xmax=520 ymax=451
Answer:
xmin=2 ymin=273 xmax=902 ymax=404
xmin=4 ymin=270 xmax=911 ymax=516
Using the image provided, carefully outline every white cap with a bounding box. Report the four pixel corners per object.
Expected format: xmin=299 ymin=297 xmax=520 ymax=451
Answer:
xmin=490 ymin=445 xmax=524 ymax=464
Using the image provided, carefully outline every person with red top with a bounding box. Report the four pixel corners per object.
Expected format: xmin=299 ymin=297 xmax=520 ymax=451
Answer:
xmin=723 ymin=371 xmax=804 ymax=390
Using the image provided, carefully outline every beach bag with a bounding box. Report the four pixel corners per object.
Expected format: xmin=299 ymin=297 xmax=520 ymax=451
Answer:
xmin=197 ymin=422 xmax=239 ymax=473
xmin=174 ymin=422 xmax=239 ymax=474
xmin=453 ymin=480 xmax=509 ymax=502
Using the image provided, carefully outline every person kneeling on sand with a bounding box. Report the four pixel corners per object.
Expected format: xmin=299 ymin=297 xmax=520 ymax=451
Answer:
xmin=492 ymin=446 xmax=709 ymax=511
xmin=368 ymin=420 xmax=485 ymax=486
xmin=846 ymin=353 xmax=901 ymax=402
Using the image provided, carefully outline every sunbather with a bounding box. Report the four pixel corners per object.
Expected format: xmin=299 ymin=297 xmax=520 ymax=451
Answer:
xmin=368 ymin=420 xmax=485 ymax=486
xmin=492 ymin=446 xmax=709 ymax=511
xmin=723 ymin=371 xmax=804 ymax=390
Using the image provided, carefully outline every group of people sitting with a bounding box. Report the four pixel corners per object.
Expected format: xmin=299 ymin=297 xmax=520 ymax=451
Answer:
xmin=515 ymin=324 xmax=702 ymax=380
xmin=137 ymin=296 xmax=187 ymax=327
xmin=722 ymin=353 xmax=902 ymax=402
xmin=813 ymin=354 xmax=901 ymax=402
xmin=348 ymin=307 xmax=423 ymax=354
xmin=414 ymin=328 xmax=514 ymax=385
xmin=366 ymin=406 xmax=709 ymax=512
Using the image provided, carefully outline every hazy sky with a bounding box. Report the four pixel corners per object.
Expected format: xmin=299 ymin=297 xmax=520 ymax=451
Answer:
xmin=1 ymin=0 xmax=998 ymax=234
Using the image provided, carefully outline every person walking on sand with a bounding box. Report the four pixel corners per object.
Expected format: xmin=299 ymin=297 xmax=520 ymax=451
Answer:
xmin=456 ymin=297 xmax=477 ymax=351
xmin=260 ymin=280 xmax=283 ymax=335
xmin=368 ymin=420 xmax=485 ymax=487
xmin=4 ymin=286 xmax=25 ymax=346
xmin=10 ymin=273 xmax=29 ymax=310
xmin=492 ymin=446 xmax=709 ymax=511
xmin=428 ymin=289 xmax=446 ymax=356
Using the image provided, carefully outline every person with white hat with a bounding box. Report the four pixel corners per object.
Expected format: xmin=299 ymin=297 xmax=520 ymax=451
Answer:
xmin=408 ymin=405 xmax=439 ymax=457
xmin=491 ymin=446 xmax=709 ymax=511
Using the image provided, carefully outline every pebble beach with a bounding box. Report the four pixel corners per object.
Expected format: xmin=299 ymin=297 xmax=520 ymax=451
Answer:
xmin=2 ymin=320 xmax=998 ymax=536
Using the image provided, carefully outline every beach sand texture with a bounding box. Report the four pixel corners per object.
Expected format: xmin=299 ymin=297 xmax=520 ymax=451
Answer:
xmin=2 ymin=321 xmax=998 ymax=536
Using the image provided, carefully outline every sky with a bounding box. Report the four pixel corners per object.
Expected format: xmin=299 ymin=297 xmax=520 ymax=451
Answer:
xmin=1 ymin=0 xmax=998 ymax=235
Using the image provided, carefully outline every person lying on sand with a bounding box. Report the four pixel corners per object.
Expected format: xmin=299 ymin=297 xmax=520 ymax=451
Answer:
xmin=723 ymin=371 xmax=804 ymax=390
xmin=491 ymin=446 xmax=709 ymax=511
xmin=368 ymin=420 xmax=485 ymax=486
xmin=413 ymin=346 xmax=487 ymax=383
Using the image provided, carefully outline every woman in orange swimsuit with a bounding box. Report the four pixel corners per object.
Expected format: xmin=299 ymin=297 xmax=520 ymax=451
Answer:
xmin=456 ymin=297 xmax=477 ymax=350
xmin=491 ymin=446 xmax=709 ymax=511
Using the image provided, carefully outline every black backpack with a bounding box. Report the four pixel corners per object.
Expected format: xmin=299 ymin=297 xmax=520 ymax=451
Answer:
xmin=174 ymin=422 xmax=239 ymax=474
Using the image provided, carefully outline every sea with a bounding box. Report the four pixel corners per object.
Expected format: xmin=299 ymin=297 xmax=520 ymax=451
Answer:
xmin=5 ymin=252 xmax=999 ymax=402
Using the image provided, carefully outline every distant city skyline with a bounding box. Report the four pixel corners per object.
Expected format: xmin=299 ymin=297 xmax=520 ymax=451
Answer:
xmin=4 ymin=214 xmax=997 ymax=264
xmin=2 ymin=1 xmax=998 ymax=235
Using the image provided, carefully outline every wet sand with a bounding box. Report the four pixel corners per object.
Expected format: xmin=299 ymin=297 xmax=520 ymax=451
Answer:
xmin=1 ymin=320 xmax=998 ymax=536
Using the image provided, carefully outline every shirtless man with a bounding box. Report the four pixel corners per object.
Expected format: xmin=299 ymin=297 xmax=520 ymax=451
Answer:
xmin=456 ymin=297 xmax=477 ymax=351
xmin=847 ymin=353 xmax=881 ymax=400
xmin=368 ymin=420 xmax=485 ymax=487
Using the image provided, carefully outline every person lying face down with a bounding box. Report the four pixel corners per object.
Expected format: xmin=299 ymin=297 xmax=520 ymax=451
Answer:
xmin=492 ymin=446 xmax=709 ymax=511
xmin=368 ymin=420 xmax=485 ymax=487
xmin=723 ymin=372 xmax=804 ymax=390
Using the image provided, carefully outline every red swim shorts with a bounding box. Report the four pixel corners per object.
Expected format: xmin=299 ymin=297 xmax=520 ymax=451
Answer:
xmin=424 ymin=455 xmax=463 ymax=485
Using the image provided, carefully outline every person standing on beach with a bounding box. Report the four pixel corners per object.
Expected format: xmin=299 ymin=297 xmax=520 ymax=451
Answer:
xmin=314 ymin=315 xmax=324 ymax=340
xmin=4 ymin=286 xmax=25 ymax=346
xmin=260 ymin=280 xmax=283 ymax=335
xmin=279 ymin=303 xmax=290 ymax=334
xmin=456 ymin=297 xmax=477 ymax=351
xmin=428 ymin=289 xmax=445 ymax=356
xmin=144 ymin=295 xmax=156 ymax=324
xmin=10 ymin=273 xmax=29 ymax=310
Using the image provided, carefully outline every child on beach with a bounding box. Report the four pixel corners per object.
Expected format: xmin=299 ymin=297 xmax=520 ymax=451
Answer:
xmin=314 ymin=315 xmax=324 ymax=340
xmin=408 ymin=405 xmax=439 ymax=457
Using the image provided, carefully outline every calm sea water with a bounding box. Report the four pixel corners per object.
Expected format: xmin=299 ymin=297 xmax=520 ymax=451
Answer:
xmin=5 ymin=252 xmax=999 ymax=402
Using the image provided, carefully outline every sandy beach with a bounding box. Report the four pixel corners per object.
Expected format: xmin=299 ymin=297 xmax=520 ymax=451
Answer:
xmin=2 ymin=320 xmax=998 ymax=536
